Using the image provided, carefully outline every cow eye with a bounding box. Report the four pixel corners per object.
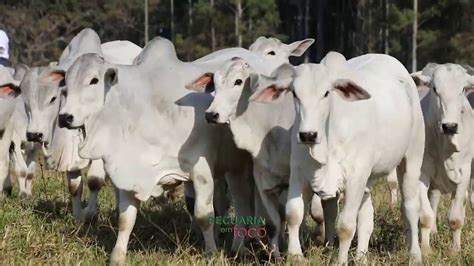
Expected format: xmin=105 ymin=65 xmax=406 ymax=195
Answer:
xmin=267 ymin=51 xmax=276 ymax=56
xmin=433 ymin=87 xmax=437 ymax=93
xmin=50 ymin=96 xmax=57 ymax=104
xmin=324 ymin=91 xmax=330 ymax=98
xmin=90 ymin=78 xmax=99 ymax=85
xmin=234 ymin=79 xmax=243 ymax=86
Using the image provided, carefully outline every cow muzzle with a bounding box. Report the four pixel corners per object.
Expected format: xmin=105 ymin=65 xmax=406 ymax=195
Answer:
xmin=26 ymin=132 xmax=43 ymax=143
xmin=299 ymin=131 xmax=317 ymax=144
xmin=441 ymin=123 xmax=458 ymax=135
xmin=58 ymin=113 xmax=74 ymax=129
xmin=205 ymin=111 xmax=219 ymax=124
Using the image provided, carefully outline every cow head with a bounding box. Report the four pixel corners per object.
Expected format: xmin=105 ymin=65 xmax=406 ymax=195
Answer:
xmin=188 ymin=58 xmax=258 ymax=124
xmin=59 ymin=53 xmax=118 ymax=129
xmin=249 ymin=36 xmax=314 ymax=65
xmin=21 ymin=67 xmax=65 ymax=145
xmin=412 ymin=63 xmax=474 ymax=136
xmin=0 ymin=65 xmax=21 ymax=132
xmin=250 ymin=52 xmax=371 ymax=163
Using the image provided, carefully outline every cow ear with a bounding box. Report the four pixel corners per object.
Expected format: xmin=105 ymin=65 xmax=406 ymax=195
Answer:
xmin=249 ymin=64 xmax=295 ymax=103
xmin=464 ymin=76 xmax=474 ymax=96
xmin=288 ymin=38 xmax=315 ymax=57
xmin=42 ymin=70 xmax=66 ymax=86
xmin=0 ymin=83 xmax=20 ymax=98
xmin=104 ymin=67 xmax=118 ymax=93
xmin=185 ymin=72 xmax=214 ymax=93
xmin=332 ymin=79 xmax=371 ymax=101
xmin=411 ymin=71 xmax=431 ymax=87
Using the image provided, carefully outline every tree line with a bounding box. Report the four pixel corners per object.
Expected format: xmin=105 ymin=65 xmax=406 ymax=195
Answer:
xmin=0 ymin=0 xmax=472 ymax=71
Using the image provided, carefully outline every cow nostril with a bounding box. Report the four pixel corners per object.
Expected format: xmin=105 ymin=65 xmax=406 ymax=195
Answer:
xmin=205 ymin=112 xmax=219 ymax=123
xmin=58 ymin=113 xmax=74 ymax=128
xmin=299 ymin=131 xmax=318 ymax=144
xmin=26 ymin=132 xmax=43 ymax=142
xmin=441 ymin=123 xmax=458 ymax=135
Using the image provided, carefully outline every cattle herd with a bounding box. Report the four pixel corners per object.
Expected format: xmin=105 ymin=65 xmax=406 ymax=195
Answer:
xmin=0 ymin=28 xmax=473 ymax=265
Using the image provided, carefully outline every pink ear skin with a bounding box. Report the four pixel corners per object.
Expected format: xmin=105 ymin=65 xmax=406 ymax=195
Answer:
xmin=185 ymin=73 xmax=214 ymax=92
xmin=0 ymin=84 xmax=19 ymax=98
xmin=250 ymin=85 xmax=286 ymax=103
xmin=43 ymin=71 xmax=65 ymax=83
xmin=464 ymin=85 xmax=474 ymax=97
xmin=333 ymin=80 xmax=371 ymax=101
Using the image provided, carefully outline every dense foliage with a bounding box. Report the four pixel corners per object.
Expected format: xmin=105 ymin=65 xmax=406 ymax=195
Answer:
xmin=0 ymin=0 xmax=472 ymax=70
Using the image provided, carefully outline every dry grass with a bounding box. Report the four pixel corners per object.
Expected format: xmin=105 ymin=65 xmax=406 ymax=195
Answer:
xmin=1 ymin=164 xmax=473 ymax=265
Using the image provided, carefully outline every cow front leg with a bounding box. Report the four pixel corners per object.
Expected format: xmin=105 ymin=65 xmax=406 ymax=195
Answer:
xmin=84 ymin=159 xmax=106 ymax=222
xmin=286 ymin=169 xmax=305 ymax=258
xmin=336 ymin=178 xmax=366 ymax=265
xmin=110 ymin=189 xmax=139 ymax=266
xmin=67 ymin=170 xmax=84 ymax=222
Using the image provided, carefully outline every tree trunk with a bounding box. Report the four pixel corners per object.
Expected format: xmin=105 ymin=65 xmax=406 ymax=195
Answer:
xmin=304 ymin=0 xmax=310 ymax=62
xmin=316 ymin=0 xmax=326 ymax=60
xmin=412 ymin=0 xmax=417 ymax=72
xmin=170 ymin=0 xmax=175 ymax=42
xmin=210 ymin=0 xmax=216 ymax=51
xmin=235 ymin=0 xmax=243 ymax=47
xmin=384 ymin=0 xmax=389 ymax=54
xmin=144 ymin=0 xmax=149 ymax=44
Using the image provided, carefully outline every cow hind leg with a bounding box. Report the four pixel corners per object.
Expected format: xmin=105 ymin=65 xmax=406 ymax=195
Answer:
xmin=447 ymin=164 xmax=470 ymax=253
xmin=254 ymin=170 xmax=282 ymax=259
xmin=84 ymin=160 xmax=106 ymax=223
xmin=356 ymin=191 xmax=374 ymax=262
xmin=110 ymin=189 xmax=139 ymax=266
xmin=418 ymin=177 xmax=434 ymax=255
xmin=397 ymin=157 xmax=422 ymax=264
xmin=225 ymin=170 xmax=253 ymax=256
xmin=310 ymin=193 xmax=325 ymax=244
xmin=67 ymin=170 xmax=84 ymax=222
xmin=386 ymin=169 xmax=399 ymax=209
xmin=192 ymin=159 xmax=216 ymax=253
xmin=429 ymin=188 xmax=441 ymax=235
xmin=336 ymin=176 xmax=367 ymax=265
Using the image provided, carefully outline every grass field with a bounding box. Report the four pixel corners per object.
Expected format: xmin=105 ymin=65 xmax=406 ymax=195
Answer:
xmin=1 ymin=162 xmax=473 ymax=265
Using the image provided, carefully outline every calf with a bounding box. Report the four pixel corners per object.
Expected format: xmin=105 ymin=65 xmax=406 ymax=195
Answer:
xmin=412 ymin=64 xmax=474 ymax=254
xmin=250 ymin=52 xmax=425 ymax=264
xmin=186 ymin=56 xmax=328 ymax=257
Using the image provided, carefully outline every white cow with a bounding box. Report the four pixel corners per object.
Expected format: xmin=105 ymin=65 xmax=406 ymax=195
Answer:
xmin=249 ymin=36 xmax=314 ymax=65
xmin=21 ymin=28 xmax=141 ymax=222
xmin=75 ymin=37 xmax=315 ymax=264
xmin=185 ymin=56 xmax=330 ymax=257
xmin=412 ymin=63 xmax=474 ymax=254
xmin=250 ymin=52 xmax=425 ymax=264
xmin=0 ymin=65 xmax=22 ymax=195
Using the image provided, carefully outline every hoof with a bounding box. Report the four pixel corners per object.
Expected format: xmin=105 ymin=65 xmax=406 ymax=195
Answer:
xmin=409 ymin=252 xmax=423 ymax=265
xmin=72 ymin=212 xmax=85 ymax=224
xmin=3 ymin=187 xmax=12 ymax=197
xmin=421 ymin=245 xmax=432 ymax=256
xmin=110 ymin=248 xmax=127 ymax=266
xmin=18 ymin=191 xmax=32 ymax=199
xmin=446 ymin=247 xmax=460 ymax=256
xmin=83 ymin=208 xmax=98 ymax=224
xmin=287 ymin=254 xmax=308 ymax=265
